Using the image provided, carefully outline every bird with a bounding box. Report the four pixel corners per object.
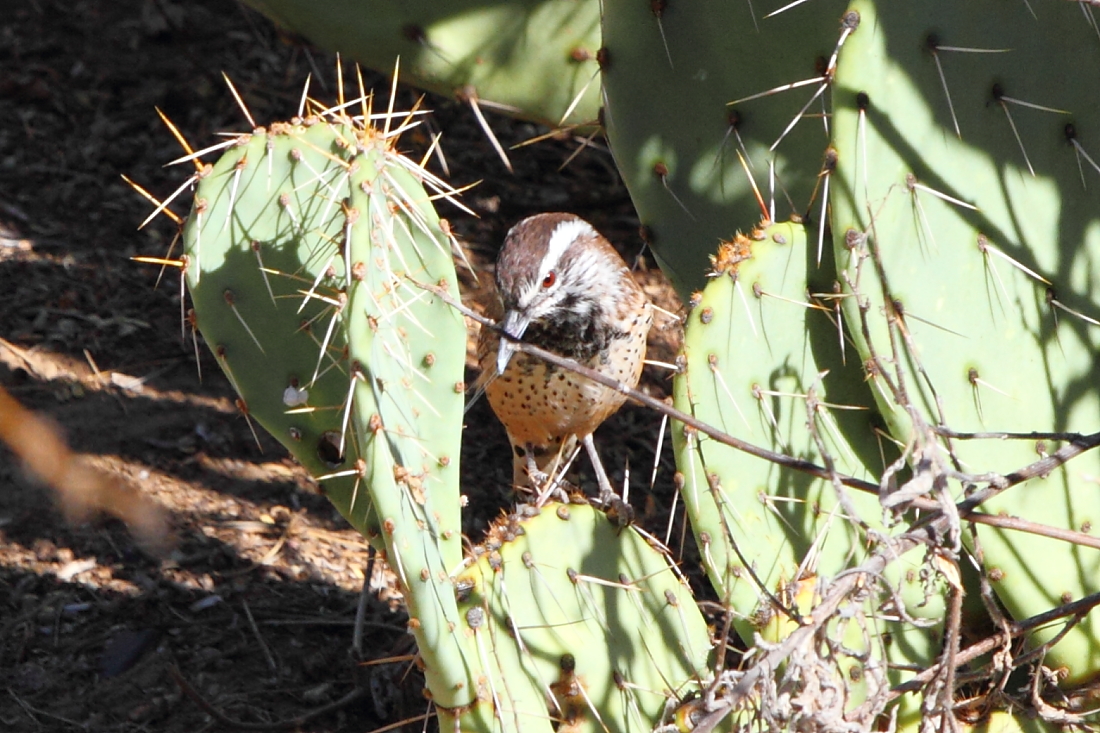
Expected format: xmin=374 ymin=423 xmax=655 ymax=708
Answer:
xmin=476 ymin=212 xmax=653 ymax=504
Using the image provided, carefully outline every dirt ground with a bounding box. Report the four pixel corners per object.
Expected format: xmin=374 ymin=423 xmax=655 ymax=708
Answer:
xmin=0 ymin=2 xmax=685 ymax=731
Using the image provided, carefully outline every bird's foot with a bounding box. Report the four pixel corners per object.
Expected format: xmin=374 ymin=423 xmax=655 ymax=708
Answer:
xmin=520 ymin=447 xmax=574 ymax=505
xmin=527 ymin=469 xmax=574 ymax=506
xmin=597 ymin=492 xmax=635 ymax=530
xmin=583 ymin=434 xmax=622 ymax=500
xmin=580 ymin=434 xmax=634 ymax=527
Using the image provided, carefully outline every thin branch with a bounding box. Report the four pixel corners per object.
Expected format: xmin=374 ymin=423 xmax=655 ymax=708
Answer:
xmin=888 ymin=590 xmax=1100 ymax=699
xmin=413 ymin=278 xmax=880 ymax=495
xmin=417 ymin=278 xmax=1100 ymax=551
xmin=692 ymin=523 xmax=932 ymax=733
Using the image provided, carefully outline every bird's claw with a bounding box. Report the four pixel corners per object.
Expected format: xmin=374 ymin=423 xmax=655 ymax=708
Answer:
xmin=598 ymin=492 xmax=635 ymax=531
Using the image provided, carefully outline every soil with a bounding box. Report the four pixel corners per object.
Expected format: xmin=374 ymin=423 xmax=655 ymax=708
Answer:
xmin=0 ymin=2 xmax=686 ymax=731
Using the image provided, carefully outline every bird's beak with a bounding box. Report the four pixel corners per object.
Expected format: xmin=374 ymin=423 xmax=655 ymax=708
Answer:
xmin=496 ymin=309 xmax=530 ymax=375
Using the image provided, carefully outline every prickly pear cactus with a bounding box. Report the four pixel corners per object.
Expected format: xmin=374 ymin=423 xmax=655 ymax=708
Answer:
xmin=454 ymin=501 xmax=714 ymax=733
xmin=180 ymin=117 xmax=395 ymax=540
xmin=175 ymin=95 xmax=482 ymax=708
xmin=672 ymin=220 xmax=943 ymax=724
xmin=828 ymin=0 xmax=1100 ymax=683
xmin=242 ymin=0 xmax=602 ymax=128
xmin=139 ymin=80 xmax=720 ymax=732
xmin=602 ymin=0 xmax=1100 ymax=716
xmin=600 ymin=0 xmax=844 ymax=295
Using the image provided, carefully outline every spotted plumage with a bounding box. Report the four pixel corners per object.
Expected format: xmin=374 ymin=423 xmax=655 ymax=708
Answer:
xmin=477 ymin=213 xmax=652 ymax=497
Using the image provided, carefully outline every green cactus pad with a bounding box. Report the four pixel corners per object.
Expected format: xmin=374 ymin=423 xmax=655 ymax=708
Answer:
xmin=179 ymin=97 xmax=480 ymax=708
xmin=600 ymin=0 xmax=846 ymax=296
xmin=181 ymin=119 xmax=386 ymax=538
xmin=601 ymin=0 xmax=1100 ymax=697
xmin=451 ymin=501 xmax=714 ymax=733
xmin=338 ymin=120 xmax=470 ymax=706
xmin=243 ymin=0 xmax=602 ymax=129
xmin=829 ymin=0 xmax=1100 ymax=681
xmin=671 ymin=220 xmax=943 ymax=717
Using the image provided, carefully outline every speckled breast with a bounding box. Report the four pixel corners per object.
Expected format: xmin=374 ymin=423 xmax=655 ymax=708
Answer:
xmin=483 ymin=306 xmax=651 ymax=447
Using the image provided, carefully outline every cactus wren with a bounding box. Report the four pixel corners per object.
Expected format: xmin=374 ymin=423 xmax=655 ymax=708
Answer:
xmin=477 ymin=213 xmax=652 ymax=502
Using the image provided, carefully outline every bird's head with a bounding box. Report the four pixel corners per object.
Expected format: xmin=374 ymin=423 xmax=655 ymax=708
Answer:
xmin=493 ymin=213 xmax=629 ymax=374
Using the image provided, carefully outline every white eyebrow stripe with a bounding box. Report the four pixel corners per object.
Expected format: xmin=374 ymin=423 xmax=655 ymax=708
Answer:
xmin=537 ymin=218 xmax=594 ymax=285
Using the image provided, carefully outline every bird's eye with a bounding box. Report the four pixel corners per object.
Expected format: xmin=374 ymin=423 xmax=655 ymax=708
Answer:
xmin=542 ymin=271 xmax=557 ymax=288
